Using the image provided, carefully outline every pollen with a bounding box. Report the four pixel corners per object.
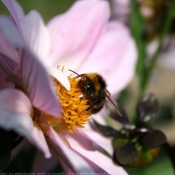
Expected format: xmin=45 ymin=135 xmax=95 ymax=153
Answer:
xmin=43 ymin=76 xmax=91 ymax=134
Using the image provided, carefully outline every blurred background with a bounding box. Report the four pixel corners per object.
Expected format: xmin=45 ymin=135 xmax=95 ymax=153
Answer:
xmin=1 ymin=0 xmax=175 ymax=174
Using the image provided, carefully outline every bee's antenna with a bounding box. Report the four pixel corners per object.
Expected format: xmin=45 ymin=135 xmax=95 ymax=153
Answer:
xmin=68 ymin=69 xmax=81 ymax=77
xmin=105 ymin=89 xmax=122 ymax=117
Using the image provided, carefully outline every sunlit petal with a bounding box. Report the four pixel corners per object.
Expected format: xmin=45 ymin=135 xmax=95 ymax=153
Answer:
xmin=47 ymin=0 xmax=110 ymax=68
xmin=19 ymin=11 xmax=50 ymax=65
xmin=64 ymin=131 xmax=128 ymax=175
xmin=48 ymin=127 xmax=95 ymax=173
xmin=82 ymin=121 xmax=113 ymax=155
xmin=47 ymin=67 xmax=70 ymax=91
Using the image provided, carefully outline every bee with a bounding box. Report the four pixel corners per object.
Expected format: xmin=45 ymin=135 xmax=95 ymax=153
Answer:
xmin=69 ymin=69 xmax=122 ymax=116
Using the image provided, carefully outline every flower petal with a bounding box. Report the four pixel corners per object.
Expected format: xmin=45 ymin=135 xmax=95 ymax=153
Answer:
xmin=47 ymin=0 xmax=110 ymax=68
xmin=2 ymin=0 xmax=50 ymax=65
xmin=0 ymin=17 xmax=61 ymax=117
xmin=2 ymin=0 xmax=51 ymax=66
xmin=64 ymin=132 xmax=128 ymax=175
xmin=20 ymin=13 xmax=51 ymax=66
xmin=47 ymin=127 xmax=95 ymax=173
xmin=0 ymin=16 xmax=26 ymax=49
xmin=21 ymin=49 xmax=61 ymax=117
xmin=19 ymin=10 xmax=51 ymax=66
xmin=1 ymin=0 xmax=25 ymax=33
xmin=47 ymin=67 xmax=70 ymax=91
xmin=0 ymin=66 xmax=13 ymax=90
xmin=0 ymin=26 xmax=20 ymax=63
xmin=79 ymin=22 xmax=137 ymax=96
xmin=0 ymin=52 xmax=18 ymax=75
xmin=83 ymin=115 xmax=113 ymax=155
xmin=0 ymin=89 xmax=51 ymax=158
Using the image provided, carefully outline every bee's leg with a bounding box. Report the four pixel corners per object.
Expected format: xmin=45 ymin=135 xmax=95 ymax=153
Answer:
xmin=85 ymin=105 xmax=93 ymax=111
xmin=85 ymin=104 xmax=104 ymax=114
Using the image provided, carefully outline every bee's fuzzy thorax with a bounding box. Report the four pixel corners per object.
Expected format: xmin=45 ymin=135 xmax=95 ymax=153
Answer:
xmin=84 ymin=73 xmax=107 ymax=92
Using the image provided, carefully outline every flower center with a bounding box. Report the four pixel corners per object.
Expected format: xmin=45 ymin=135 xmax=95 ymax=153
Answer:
xmin=38 ymin=76 xmax=92 ymax=134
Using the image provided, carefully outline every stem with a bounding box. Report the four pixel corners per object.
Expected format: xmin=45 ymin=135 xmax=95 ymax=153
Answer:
xmin=139 ymin=0 xmax=175 ymax=98
xmin=163 ymin=142 xmax=175 ymax=173
xmin=132 ymin=0 xmax=175 ymax=124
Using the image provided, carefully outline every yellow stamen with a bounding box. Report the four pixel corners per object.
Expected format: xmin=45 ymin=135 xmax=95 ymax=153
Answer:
xmin=41 ymin=76 xmax=91 ymax=134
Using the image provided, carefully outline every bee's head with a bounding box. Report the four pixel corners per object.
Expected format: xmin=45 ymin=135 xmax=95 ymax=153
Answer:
xmin=69 ymin=69 xmax=106 ymax=95
xmin=78 ymin=74 xmax=95 ymax=95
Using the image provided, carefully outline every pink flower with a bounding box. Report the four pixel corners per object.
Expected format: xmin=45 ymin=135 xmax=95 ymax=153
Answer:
xmin=0 ymin=0 xmax=137 ymax=173
xmin=0 ymin=17 xmax=97 ymax=173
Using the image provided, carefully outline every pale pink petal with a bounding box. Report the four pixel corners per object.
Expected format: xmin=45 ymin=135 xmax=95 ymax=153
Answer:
xmin=62 ymin=131 xmax=111 ymax=173
xmin=48 ymin=127 xmax=95 ymax=173
xmin=82 ymin=119 xmax=113 ymax=156
xmin=2 ymin=0 xmax=25 ymax=33
xmin=18 ymin=10 xmax=51 ymax=66
xmin=47 ymin=0 xmax=110 ymax=68
xmin=0 ymin=52 xmax=17 ymax=75
xmin=64 ymin=132 xmax=128 ymax=175
xmin=2 ymin=0 xmax=51 ymax=66
xmin=0 ymin=17 xmax=61 ymax=117
xmin=60 ymin=158 xmax=107 ymax=174
xmin=0 ymin=66 xmax=13 ymax=89
xmin=0 ymin=27 xmax=20 ymax=63
xmin=21 ymin=50 xmax=61 ymax=117
xmin=79 ymin=22 xmax=137 ymax=96
xmin=78 ymin=109 xmax=114 ymax=156
xmin=59 ymin=160 xmax=74 ymax=173
xmin=0 ymin=89 xmax=51 ymax=158
xmin=47 ymin=68 xmax=70 ymax=91
xmin=0 ymin=16 xmax=26 ymax=49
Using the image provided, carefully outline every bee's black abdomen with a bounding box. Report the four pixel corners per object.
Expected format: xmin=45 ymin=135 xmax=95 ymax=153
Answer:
xmin=86 ymin=95 xmax=106 ymax=114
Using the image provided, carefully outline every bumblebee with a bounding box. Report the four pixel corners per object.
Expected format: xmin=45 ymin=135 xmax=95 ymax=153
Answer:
xmin=69 ymin=69 xmax=121 ymax=116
